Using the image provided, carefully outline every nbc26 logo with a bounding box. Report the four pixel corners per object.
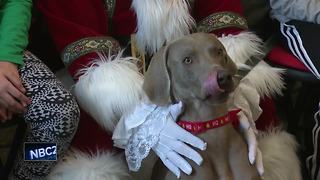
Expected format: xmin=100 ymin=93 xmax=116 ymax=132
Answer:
xmin=24 ymin=142 xmax=57 ymax=161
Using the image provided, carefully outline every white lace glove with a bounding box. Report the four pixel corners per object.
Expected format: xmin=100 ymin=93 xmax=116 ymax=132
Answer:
xmin=113 ymin=102 xmax=207 ymax=178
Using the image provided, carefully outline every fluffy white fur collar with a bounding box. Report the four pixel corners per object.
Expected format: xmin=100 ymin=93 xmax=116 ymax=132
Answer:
xmin=132 ymin=0 xmax=195 ymax=54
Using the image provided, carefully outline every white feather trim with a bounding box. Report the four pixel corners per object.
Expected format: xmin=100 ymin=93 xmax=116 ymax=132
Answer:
xmin=259 ymin=129 xmax=302 ymax=180
xmin=48 ymin=150 xmax=131 ymax=180
xmin=245 ymin=61 xmax=285 ymax=97
xmin=73 ymin=52 xmax=144 ymax=133
xmin=219 ymin=32 xmax=285 ymax=97
xmin=132 ymin=0 xmax=195 ymax=54
xmin=219 ymin=32 xmax=264 ymax=64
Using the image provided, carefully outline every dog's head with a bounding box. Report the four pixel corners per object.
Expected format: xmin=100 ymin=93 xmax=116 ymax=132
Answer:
xmin=143 ymin=33 xmax=237 ymax=106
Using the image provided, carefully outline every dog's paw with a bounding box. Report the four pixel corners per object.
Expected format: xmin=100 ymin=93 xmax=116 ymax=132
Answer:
xmin=255 ymin=148 xmax=264 ymax=176
xmin=249 ymin=144 xmax=257 ymax=165
xmin=249 ymin=145 xmax=264 ymax=176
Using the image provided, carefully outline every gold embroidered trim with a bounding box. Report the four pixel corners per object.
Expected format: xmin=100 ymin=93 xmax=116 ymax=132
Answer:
xmin=105 ymin=0 xmax=116 ymax=19
xmin=61 ymin=36 xmax=120 ymax=67
xmin=131 ymin=34 xmax=146 ymax=74
xmin=197 ymin=12 xmax=248 ymax=33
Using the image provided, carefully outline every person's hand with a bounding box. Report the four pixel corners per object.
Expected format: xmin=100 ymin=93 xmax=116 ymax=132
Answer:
xmin=119 ymin=102 xmax=206 ymax=178
xmin=0 ymin=61 xmax=30 ymax=114
xmin=0 ymin=106 xmax=13 ymax=123
xmin=152 ymin=115 xmax=206 ymax=178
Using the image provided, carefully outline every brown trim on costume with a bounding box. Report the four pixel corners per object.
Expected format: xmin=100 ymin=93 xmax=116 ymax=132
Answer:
xmin=197 ymin=11 xmax=248 ymax=33
xmin=61 ymin=36 xmax=120 ymax=67
xmin=104 ymin=0 xmax=116 ymax=32
xmin=105 ymin=0 xmax=116 ymax=18
xmin=131 ymin=34 xmax=146 ymax=74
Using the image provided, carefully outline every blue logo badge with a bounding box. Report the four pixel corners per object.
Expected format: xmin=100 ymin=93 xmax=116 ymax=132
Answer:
xmin=24 ymin=142 xmax=57 ymax=161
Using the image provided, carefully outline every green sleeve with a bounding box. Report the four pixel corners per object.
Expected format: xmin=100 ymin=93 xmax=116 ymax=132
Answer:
xmin=0 ymin=0 xmax=32 ymax=65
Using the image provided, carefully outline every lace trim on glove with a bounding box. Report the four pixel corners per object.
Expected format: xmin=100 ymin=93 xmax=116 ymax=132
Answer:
xmin=125 ymin=106 xmax=172 ymax=171
xmin=125 ymin=129 xmax=159 ymax=171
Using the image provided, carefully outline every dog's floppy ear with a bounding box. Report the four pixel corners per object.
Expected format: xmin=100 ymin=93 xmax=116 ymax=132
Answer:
xmin=143 ymin=46 xmax=172 ymax=106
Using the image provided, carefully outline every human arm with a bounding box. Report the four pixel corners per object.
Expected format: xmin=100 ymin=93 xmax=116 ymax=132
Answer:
xmin=0 ymin=62 xmax=29 ymax=117
xmin=0 ymin=0 xmax=32 ymax=118
xmin=34 ymin=0 xmax=122 ymax=79
xmin=0 ymin=0 xmax=32 ymax=65
xmin=0 ymin=105 xmax=12 ymax=122
xmin=269 ymin=0 xmax=320 ymax=24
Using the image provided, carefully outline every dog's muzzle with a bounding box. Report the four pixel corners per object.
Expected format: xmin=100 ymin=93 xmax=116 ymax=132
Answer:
xmin=203 ymin=70 xmax=234 ymax=98
xmin=217 ymin=70 xmax=233 ymax=91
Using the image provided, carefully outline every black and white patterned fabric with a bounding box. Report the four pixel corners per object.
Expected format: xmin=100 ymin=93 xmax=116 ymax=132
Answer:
xmin=9 ymin=51 xmax=80 ymax=180
xmin=278 ymin=20 xmax=320 ymax=180
xmin=307 ymin=102 xmax=320 ymax=180
xmin=279 ymin=20 xmax=320 ymax=79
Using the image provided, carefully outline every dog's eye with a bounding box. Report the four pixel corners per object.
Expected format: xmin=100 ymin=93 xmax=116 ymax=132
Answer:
xmin=218 ymin=49 xmax=223 ymax=56
xmin=183 ymin=57 xmax=192 ymax=64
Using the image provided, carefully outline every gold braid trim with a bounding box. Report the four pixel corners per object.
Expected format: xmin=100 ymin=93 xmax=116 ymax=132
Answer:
xmin=61 ymin=36 xmax=120 ymax=67
xmin=131 ymin=34 xmax=146 ymax=74
xmin=197 ymin=12 xmax=248 ymax=33
xmin=105 ymin=0 xmax=116 ymax=19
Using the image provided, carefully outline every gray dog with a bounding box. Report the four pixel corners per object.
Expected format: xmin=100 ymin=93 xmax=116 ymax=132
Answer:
xmin=143 ymin=33 xmax=260 ymax=180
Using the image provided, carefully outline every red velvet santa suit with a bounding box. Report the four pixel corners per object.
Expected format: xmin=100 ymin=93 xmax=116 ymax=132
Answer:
xmin=35 ymin=0 xmax=279 ymax=152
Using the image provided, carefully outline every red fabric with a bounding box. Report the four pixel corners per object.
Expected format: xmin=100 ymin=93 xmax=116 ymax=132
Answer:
xmin=35 ymin=0 xmax=136 ymax=78
xmin=34 ymin=0 xmax=277 ymax=152
xmin=35 ymin=0 xmax=109 ymax=78
xmin=67 ymin=53 xmax=99 ymax=80
xmin=267 ymin=45 xmax=309 ymax=72
xmin=255 ymin=97 xmax=279 ymax=131
xmin=178 ymin=109 xmax=241 ymax=134
xmin=35 ymin=0 xmax=109 ymax=52
xmin=71 ymin=109 xmax=113 ymax=152
xmin=111 ymin=0 xmax=136 ymax=36
xmin=35 ymin=0 xmax=136 ymax=151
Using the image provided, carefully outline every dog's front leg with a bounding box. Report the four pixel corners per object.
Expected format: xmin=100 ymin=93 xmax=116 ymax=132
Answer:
xmin=238 ymin=111 xmax=264 ymax=176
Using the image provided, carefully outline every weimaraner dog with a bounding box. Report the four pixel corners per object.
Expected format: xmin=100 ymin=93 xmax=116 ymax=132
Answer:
xmin=143 ymin=33 xmax=260 ymax=180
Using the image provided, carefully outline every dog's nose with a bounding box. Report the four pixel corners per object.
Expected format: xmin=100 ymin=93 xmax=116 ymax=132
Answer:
xmin=217 ymin=71 xmax=232 ymax=89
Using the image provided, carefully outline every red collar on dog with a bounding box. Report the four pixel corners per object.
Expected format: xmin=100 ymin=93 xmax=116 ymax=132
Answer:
xmin=177 ymin=109 xmax=241 ymax=134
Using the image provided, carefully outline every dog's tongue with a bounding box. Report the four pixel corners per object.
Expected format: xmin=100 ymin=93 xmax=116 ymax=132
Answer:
xmin=204 ymin=71 xmax=225 ymax=96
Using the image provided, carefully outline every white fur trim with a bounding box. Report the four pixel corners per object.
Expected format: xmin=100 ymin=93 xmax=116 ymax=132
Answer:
xmin=219 ymin=32 xmax=285 ymax=97
xmin=74 ymin=52 xmax=144 ymax=133
xmin=245 ymin=61 xmax=285 ymax=97
xmin=259 ymin=129 xmax=302 ymax=180
xmin=132 ymin=0 xmax=195 ymax=54
xmin=48 ymin=150 xmax=131 ymax=180
xmin=219 ymin=32 xmax=264 ymax=64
